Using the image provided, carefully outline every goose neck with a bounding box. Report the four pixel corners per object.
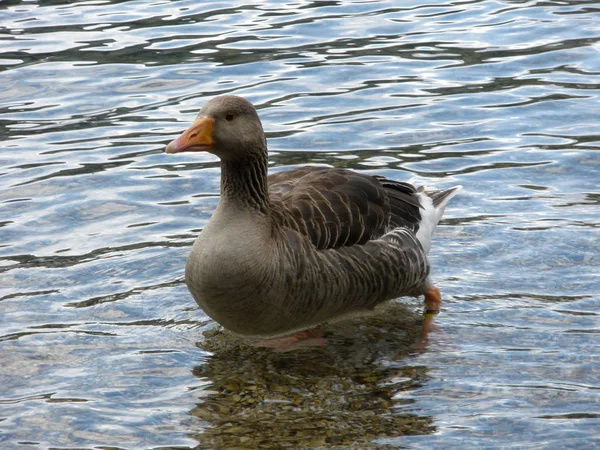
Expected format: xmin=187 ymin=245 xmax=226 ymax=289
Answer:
xmin=220 ymin=149 xmax=270 ymax=213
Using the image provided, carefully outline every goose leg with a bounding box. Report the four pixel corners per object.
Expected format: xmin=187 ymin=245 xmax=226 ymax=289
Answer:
xmin=413 ymin=285 xmax=442 ymax=349
xmin=252 ymin=327 xmax=327 ymax=352
xmin=424 ymin=285 xmax=441 ymax=314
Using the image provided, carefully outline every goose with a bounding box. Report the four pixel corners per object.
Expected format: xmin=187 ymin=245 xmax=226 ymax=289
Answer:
xmin=165 ymin=95 xmax=461 ymax=351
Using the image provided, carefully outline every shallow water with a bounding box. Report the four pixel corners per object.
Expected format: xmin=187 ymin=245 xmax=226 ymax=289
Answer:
xmin=1 ymin=0 xmax=599 ymax=449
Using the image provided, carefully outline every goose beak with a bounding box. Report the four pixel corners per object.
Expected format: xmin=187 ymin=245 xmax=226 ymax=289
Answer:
xmin=165 ymin=117 xmax=214 ymax=153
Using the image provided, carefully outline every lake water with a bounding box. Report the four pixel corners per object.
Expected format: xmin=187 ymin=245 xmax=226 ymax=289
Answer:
xmin=1 ymin=0 xmax=599 ymax=449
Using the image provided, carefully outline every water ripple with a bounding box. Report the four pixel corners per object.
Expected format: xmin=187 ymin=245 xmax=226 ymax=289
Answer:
xmin=1 ymin=0 xmax=599 ymax=448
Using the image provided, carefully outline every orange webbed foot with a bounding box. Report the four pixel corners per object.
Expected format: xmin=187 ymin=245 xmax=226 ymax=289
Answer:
xmin=252 ymin=327 xmax=327 ymax=352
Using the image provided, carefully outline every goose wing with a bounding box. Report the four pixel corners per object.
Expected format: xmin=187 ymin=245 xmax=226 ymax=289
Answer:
xmin=268 ymin=167 xmax=423 ymax=250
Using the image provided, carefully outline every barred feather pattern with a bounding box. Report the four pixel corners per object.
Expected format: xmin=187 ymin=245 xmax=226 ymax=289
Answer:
xmin=268 ymin=167 xmax=423 ymax=248
xmin=256 ymin=225 xmax=432 ymax=337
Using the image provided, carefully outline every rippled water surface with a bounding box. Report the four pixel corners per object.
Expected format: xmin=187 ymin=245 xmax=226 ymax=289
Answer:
xmin=1 ymin=0 xmax=599 ymax=448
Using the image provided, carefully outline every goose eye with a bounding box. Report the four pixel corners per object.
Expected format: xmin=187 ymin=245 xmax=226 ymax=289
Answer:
xmin=225 ymin=113 xmax=235 ymax=121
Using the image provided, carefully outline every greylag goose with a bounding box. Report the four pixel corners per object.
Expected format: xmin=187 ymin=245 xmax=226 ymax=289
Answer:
xmin=166 ymin=95 xmax=461 ymax=351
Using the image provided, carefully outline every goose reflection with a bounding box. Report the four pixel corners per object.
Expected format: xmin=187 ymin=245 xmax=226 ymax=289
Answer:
xmin=190 ymin=301 xmax=435 ymax=449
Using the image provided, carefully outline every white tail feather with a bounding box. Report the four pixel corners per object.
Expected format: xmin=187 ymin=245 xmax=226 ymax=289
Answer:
xmin=415 ymin=186 xmax=462 ymax=253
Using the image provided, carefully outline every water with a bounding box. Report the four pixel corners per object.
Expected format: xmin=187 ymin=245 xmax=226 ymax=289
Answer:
xmin=1 ymin=0 xmax=599 ymax=448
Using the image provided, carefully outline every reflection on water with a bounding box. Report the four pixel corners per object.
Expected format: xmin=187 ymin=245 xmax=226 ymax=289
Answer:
xmin=1 ymin=0 xmax=599 ymax=448
xmin=193 ymin=303 xmax=433 ymax=449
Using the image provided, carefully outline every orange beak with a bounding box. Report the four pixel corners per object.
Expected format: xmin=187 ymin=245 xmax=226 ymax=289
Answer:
xmin=165 ymin=117 xmax=214 ymax=153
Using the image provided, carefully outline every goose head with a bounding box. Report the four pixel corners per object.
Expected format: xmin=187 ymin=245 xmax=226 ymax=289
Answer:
xmin=165 ymin=95 xmax=266 ymax=160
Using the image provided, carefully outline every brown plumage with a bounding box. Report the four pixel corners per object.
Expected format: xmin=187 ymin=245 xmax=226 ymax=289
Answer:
xmin=165 ymin=95 xmax=461 ymax=340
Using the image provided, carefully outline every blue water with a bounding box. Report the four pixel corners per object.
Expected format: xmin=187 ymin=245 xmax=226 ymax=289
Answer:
xmin=1 ymin=1 xmax=599 ymax=449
